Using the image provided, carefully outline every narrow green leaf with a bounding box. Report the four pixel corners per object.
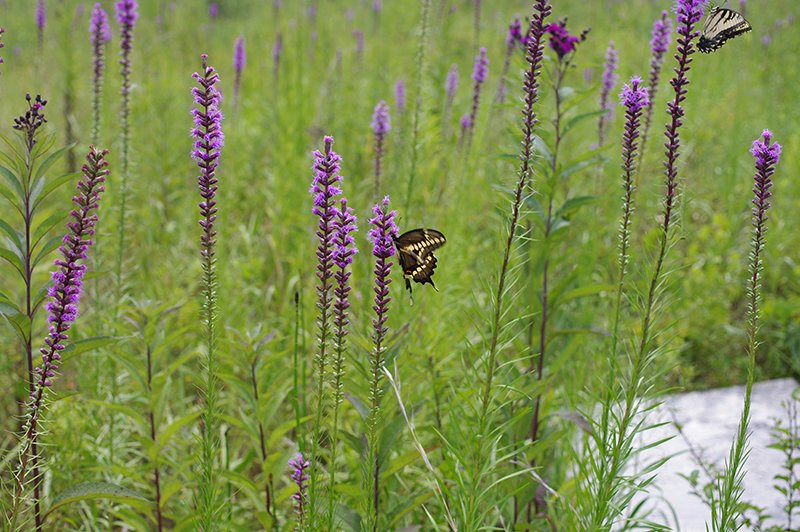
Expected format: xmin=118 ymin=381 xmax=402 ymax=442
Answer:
xmin=59 ymin=336 xmax=129 ymax=363
xmin=560 ymin=157 xmax=607 ymax=180
xmin=0 ymin=300 xmax=21 ymax=316
xmin=561 ymin=109 xmax=609 ymax=138
xmin=0 ymin=248 xmax=24 ymax=276
xmin=0 ymin=181 xmax=22 ymax=214
xmin=45 ymin=481 xmax=147 ymax=520
xmin=0 ymin=164 xmax=23 ymax=198
xmin=0 ymin=219 xmax=22 ymax=250
xmin=28 ymin=173 xmax=46 ymax=212
xmin=555 ymin=283 xmax=616 ymax=307
xmin=86 ymin=400 xmax=148 ymax=434
xmin=158 ymin=412 xmax=201 ymax=450
xmin=33 ymin=172 xmax=81 ymax=211
xmin=32 ymin=234 xmax=63 ymax=269
xmin=32 ymin=281 xmax=52 ymax=313
xmin=32 ymin=211 xmax=69 ymax=250
xmin=4 ymin=311 xmax=31 ymax=343
xmin=554 ymin=196 xmax=599 ymax=219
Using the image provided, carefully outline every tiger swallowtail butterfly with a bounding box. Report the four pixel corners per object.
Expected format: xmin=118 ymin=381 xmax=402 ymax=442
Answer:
xmin=393 ymin=228 xmax=446 ymax=306
xmin=697 ymin=7 xmax=752 ymax=53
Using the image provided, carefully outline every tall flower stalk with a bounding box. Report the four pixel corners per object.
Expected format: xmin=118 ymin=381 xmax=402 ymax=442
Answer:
xmin=326 ymin=199 xmax=358 ymax=532
xmin=597 ymin=40 xmax=619 ymax=147
xmin=89 ymin=3 xmax=111 ymax=147
xmin=584 ymin=1 xmax=706 ymax=528
xmin=639 ymin=11 xmax=673 ymax=166
xmin=36 ymin=0 xmax=46 ymax=60
xmin=710 ymin=129 xmax=781 ymax=531
xmin=394 ymin=78 xmax=406 ymax=116
xmin=609 ymin=77 xmax=649 ymax=361
xmin=113 ymin=0 xmax=138 ymax=304
xmin=403 ymin=0 xmax=430 ymax=214
xmin=308 ymin=135 xmax=345 ymax=527
xmin=232 ymin=35 xmax=246 ymax=109
xmin=463 ymin=46 xmax=489 ymax=161
xmin=191 ymin=54 xmax=225 ymax=532
xmin=495 ymin=14 xmax=523 ymax=105
xmin=370 ymin=101 xmax=391 ymax=200
xmin=272 ymin=32 xmax=282 ymax=92
xmin=1 ymin=27 xmax=6 ymax=74
xmin=14 ymin=146 xmax=108 ymax=531
xmin=364 ymin=196 xmax=398 ymax=532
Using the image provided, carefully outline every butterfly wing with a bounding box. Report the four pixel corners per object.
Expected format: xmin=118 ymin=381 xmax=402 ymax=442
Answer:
xmin=394 ymin=229 xmax=447 ymax=300
xmin=698 ymin=7 xmax=752 ymax=53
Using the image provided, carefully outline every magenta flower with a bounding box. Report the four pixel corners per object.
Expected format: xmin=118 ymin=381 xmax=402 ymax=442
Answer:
xmin=308 ymin=2 xmax=317 ymax=21
xmin=332 ymin=199 xmax=358 ymax=356
xmin=545 ymin=18 xmax=579 ymax=58
xmin=618 ymin=76 xmax=649 ymax=217
xmin=507 ymin=13 xmax=523 ymax=46
xmin=471 ymin=46 xmax=489 ymax=84
xmin=89 ymin=4 xmax=110 ymax=145
xmin=443 ymin=64 xmax=459 ymax=136
xmin=597 ymin=40 xmax=619 ymax=146
xmin=208 ymin=2 xmax=218 ymax=19
xmin=89 ymin=3 xmax=111 ymax=44
xmin=371 ymin=101 xmax=391 ymax=197
xmin=25 ymin=147 xmax=108 ymax=439
xmin=272 ymin=32 xmax=282 ymax=87
xmin=115 ymin=0 xmax=138 ymax=104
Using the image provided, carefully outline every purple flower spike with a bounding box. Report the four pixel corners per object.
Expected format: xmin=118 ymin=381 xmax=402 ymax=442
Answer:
xmin=233 ymin=35 xmax=246 ymax=105
xmin=373 ymin=1 xmax=382 ymax=12
xmin=507 ymin=13 xmax=523 ymax=47
xmin=463 ymin=47 xmax=489 ymax=156
xmin=640 ymin=11 xmax=673 ymax=162
xmin=191 ymin=55 xmax=225 ymax=274
xmin=371 ymin=101 xmax=391 ymax=197
xmin=332 ymin=199 xmax=358 ymax=350
xmin=367 ymin=196 xmax=398 ymax=355
xmin=36 ymin=0 xmax=47 ymax=29
xmin=89 ymin=4 xmax=110 ymax=145
xmin=115 ymin=0 xmax=138 ymax=103
xmin=395 ymin=79 xmax=406 ymax=115
xmin=288 ymin=453 xmax=311 ymax=531
xmin=597 ymin=41 xmax=619 ymax=146
xmin=208 ymin=2 xmax=218 ymax=19
xmin=674 ymin=0 xmax=706 ymax=26
xmin=747 ymin=129 xmax=780 ymax=323
xmin=115 ymin=0 xmax=138 ymax=29
xmin=25 ymin=147 xmax=108 ymax=440
xmin=13 ymin=93 xmax=48 ymax=151
xmin=272 ymin=32 xmax=282 ymax=87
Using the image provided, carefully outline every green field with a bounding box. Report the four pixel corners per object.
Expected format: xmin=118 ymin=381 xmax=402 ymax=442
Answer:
xmin=0 ymin=0 xmax=798 ymax=530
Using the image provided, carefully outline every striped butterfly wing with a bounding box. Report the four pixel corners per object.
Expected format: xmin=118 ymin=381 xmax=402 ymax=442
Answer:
xmin=698 ymin=7 xmax=752 ymax=53
xmin=394 ymin=228 xmax=446 ymax=303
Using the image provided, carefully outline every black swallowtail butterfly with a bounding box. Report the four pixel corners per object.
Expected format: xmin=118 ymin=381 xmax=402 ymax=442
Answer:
xmin=393 ymin=228 xmax=446 ymax=305
xmin=698 ymin=7 xmax=752 ymax=53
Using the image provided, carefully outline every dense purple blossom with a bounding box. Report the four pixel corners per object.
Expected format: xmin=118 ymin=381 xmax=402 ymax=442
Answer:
xmin=471 ymin=46 xmax=489 ymax=84
xmin=208 ymin=2 xmax=218 ymax=19
xmin=36 ymin=0 xmax=47 ymax=29
xmin=371 ymin=101 xmax=391 ymax=195
xmin=272 ymin=32 xmax=282 ymax=84
xmin=115 ymin=0 xmax=138 ymax=106
xmin=446 ymin=64 xmax=459 ymax=100
xmin=395 ymin=78 xmax=406 ymax=114
xmin=90 ymin=3 xmax=111 ymax=44
xmin=639 ymin=11 xmax=673 ymax=163
xmin=507 ymin=13 xmax=523 ymax=46
xmin=373 ymin=1 xmax=382 ymax=12
xmin=353 ymin=29 xmax=364 ymax=61
xmin=463 ymin=47 xmax=489 ymax=155
xmin=114 ymin=0 xmax=138 ymax=28
xmin=308 ymin=2 xmax=317 ymax=21
xmin=673 ymin=0 xmax=705 ymax=26
xmin=288 ymin=453 xmax=311 ymax=530
xmin=26 ymin=147 xmax=108 ymax=437
xmin=545 ymin=18 xmax=579 ymax=58
xmin=619 ymin=76 xmax=649 ymax=112
xmin=332 ymin=199 xmax=358 ymax=347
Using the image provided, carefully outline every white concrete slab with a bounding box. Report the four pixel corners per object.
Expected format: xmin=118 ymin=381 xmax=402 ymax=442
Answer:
xmin=632 ymin=378 xmax=799 ymax=531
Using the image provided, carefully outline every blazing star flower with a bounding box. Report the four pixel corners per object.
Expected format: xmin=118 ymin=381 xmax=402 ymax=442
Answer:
xmin=272 ymin=32 xmax=282 ymax=85
xmin=464 ymin=47 xmax=489 ymax=154
xmin=89 ymin=4 xmax=110 ymax=145
xmin=308 ymin=2 xmax=317 ymax=21
xmin=395 ymin=78 xmax=406 ymax=115
xmin=640 ymin=11 xmax=673 ymax=162
xmin=36 ymin=0 xmax=47 ymax=29
xmin=367 ymin=196 xmax=398 ymax=354
xmin=332 ymin=199 xmax=358 ymax=354
xmin=545 ymin=18 xmax=579 ymax=59
xmin=13 ymin=93 xmax=48 ymax=151
xmin=371 ymin=101 xmax=391 ymax=196
xmin=353 ymin=29 xmax=364 ymax=61
xmin=25 ymin=147 xmax=108 ymax=440
xmin=289 ymin=453 xmax=311 ymax=531
xmin=90 ymin=3 xmax=112 ymax=44
xmin=446 ymin=64 xmax=459 ymax=101
xmin=507 ymin=13 xmax=523 ymax=47
xmin=208 ymin=2 xmax=218 ymax=19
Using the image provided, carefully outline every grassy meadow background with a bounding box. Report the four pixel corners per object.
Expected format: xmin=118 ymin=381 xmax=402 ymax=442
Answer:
xmin=0 ymin=0 xmax=799 ymax=529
